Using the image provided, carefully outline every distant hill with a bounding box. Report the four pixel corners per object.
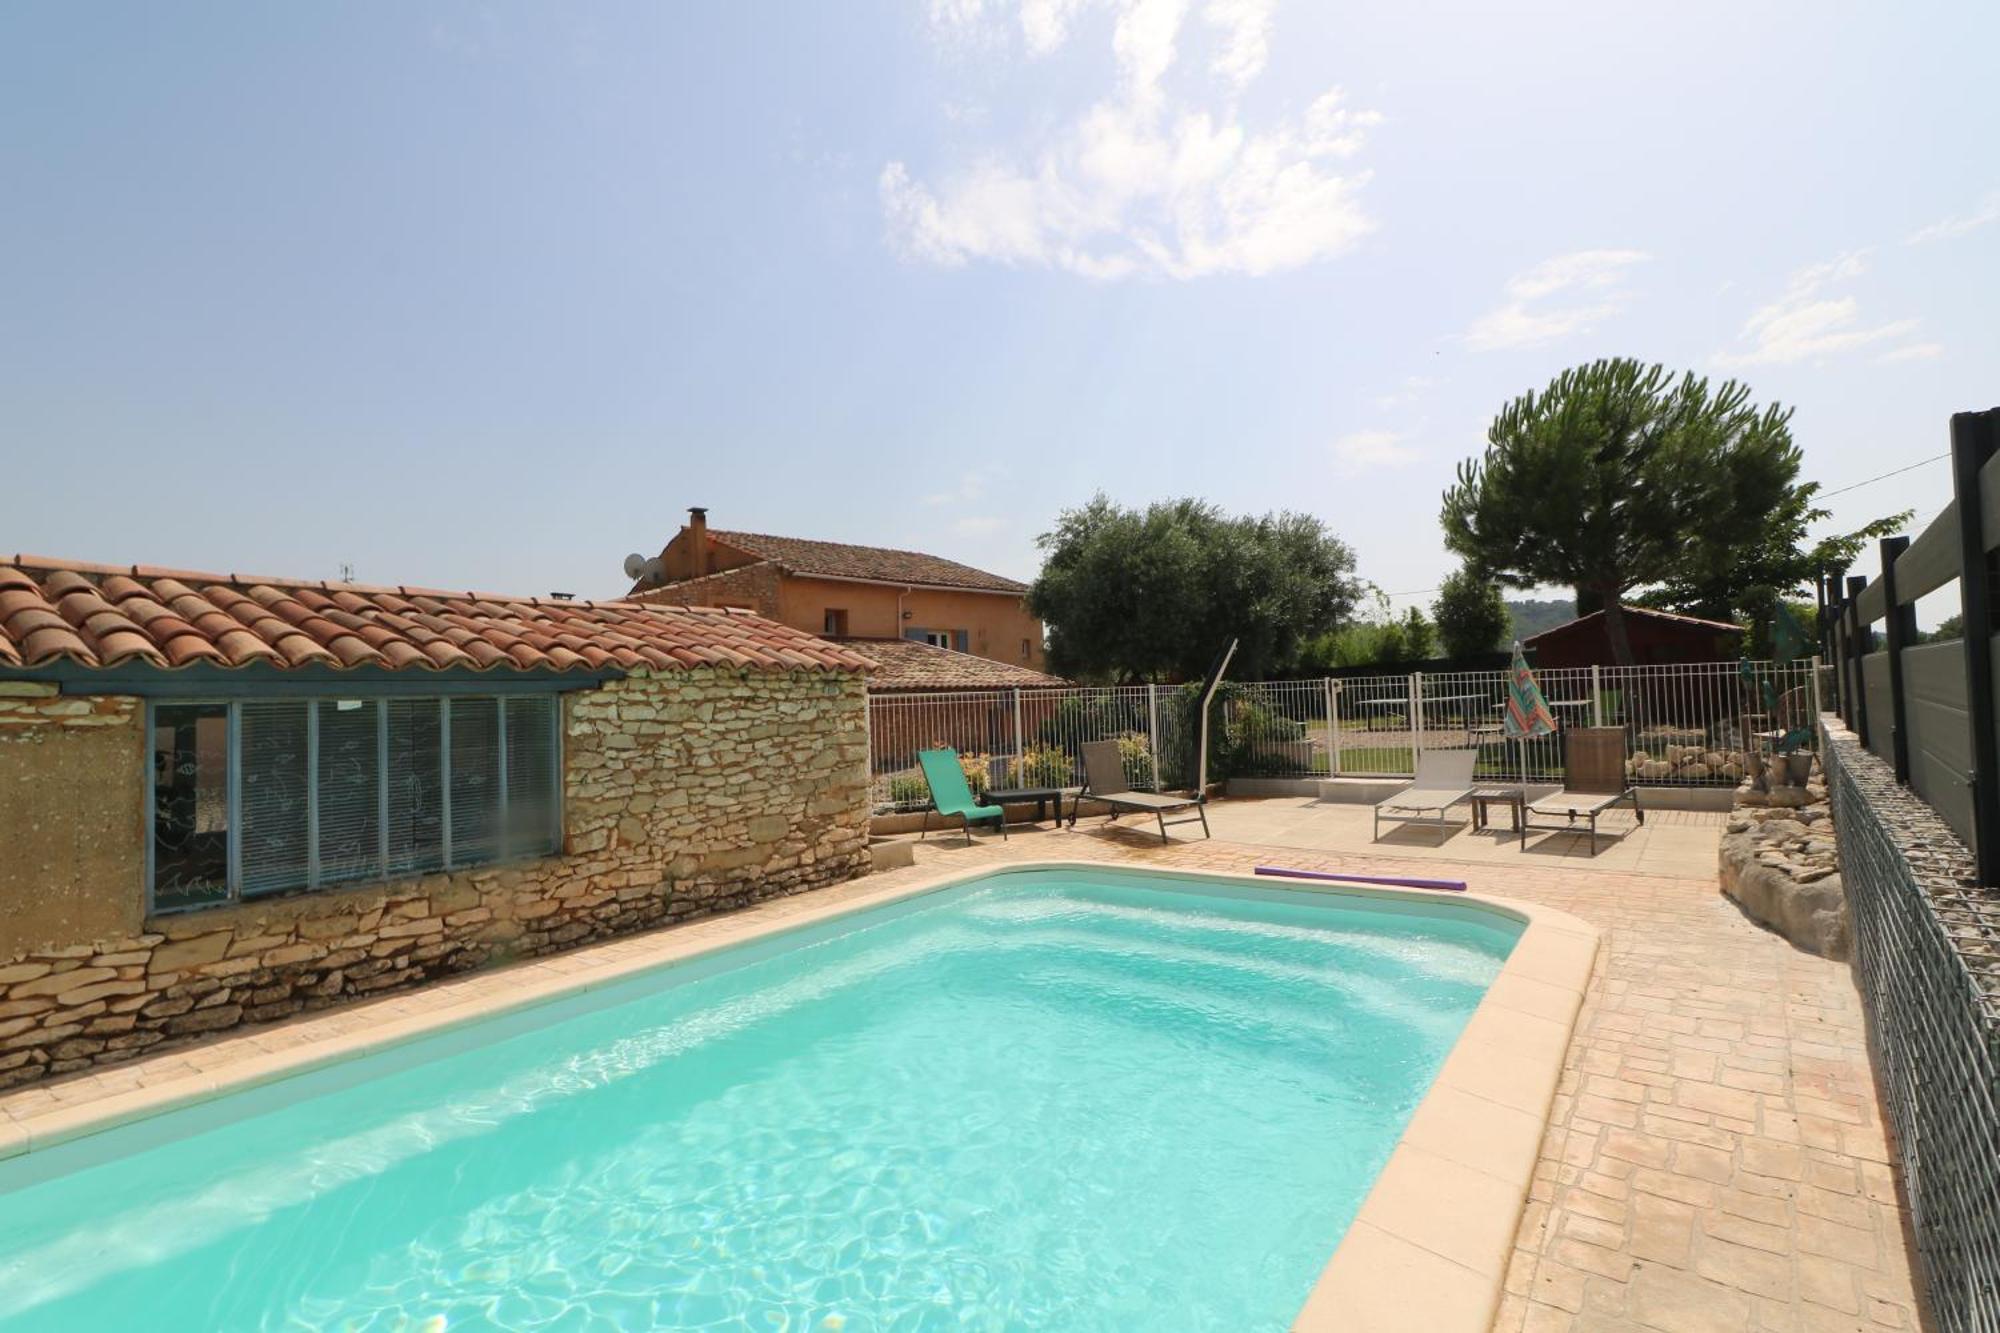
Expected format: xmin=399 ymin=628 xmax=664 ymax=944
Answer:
xmin=1505 ymin=598 xmax=1575 ymax=644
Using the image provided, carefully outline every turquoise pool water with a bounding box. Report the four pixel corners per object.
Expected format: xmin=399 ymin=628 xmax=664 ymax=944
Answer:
xmin=0 ymin=868 xmax=1520 ymax=1331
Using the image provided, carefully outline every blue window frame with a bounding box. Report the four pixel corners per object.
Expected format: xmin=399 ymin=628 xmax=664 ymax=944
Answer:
xmin=146 ymin=694 xmax=563 ymax=915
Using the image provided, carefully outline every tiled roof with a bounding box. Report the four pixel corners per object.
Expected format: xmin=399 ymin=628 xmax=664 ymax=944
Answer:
xmin=700 ymin=530 xmax=1029 ymax=594
xmin=1523 ymin=606 xmax=1744 ymax=642
xmin=0 ymin=556 xmax=873 ymax=676
xmin=838 ymin=638 xmax=1067 ymax=690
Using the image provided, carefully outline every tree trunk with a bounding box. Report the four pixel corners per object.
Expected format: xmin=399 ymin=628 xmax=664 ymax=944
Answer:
xmin=1600 ymin=593 xmax=1637 ymax=668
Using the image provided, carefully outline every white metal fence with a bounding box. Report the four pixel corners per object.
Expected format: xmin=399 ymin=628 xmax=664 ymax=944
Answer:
xmin=867 ymin=660 xmax=1820 ymax=811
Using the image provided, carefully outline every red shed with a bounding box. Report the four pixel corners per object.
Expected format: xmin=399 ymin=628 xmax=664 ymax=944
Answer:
xmin=1523 ymin=606 xmax=1743 ymax=668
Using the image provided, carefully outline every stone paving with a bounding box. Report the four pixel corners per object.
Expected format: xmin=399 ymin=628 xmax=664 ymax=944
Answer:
xmin=0 ymin=799 xmax=1926 ymax=1332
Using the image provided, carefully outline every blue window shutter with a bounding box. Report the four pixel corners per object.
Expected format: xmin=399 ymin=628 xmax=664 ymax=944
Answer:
xmin=904 ymin=628 xmax=927 ymax=643
xmin=953 ymin=630 xmax=969 ymax=653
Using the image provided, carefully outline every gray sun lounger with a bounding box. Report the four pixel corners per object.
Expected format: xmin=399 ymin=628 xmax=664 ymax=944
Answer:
xmin=1371 ymin=749 xmax=1480 ymax=844
xmin=1519 ymin=728 xmax=1643 ymax=855
xmin=1068 ymin=740 xmax=1211 ymax=844
xmin=1521 ymin=788 xmax=1643 ymax=854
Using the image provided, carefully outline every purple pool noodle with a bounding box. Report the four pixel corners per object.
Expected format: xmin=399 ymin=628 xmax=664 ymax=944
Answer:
xmin=1253 ymin=866 xmax=1467 ymax=893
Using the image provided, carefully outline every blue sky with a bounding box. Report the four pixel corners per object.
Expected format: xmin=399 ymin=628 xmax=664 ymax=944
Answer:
xmin=2 ymin=1 xmax=1993 ymax=624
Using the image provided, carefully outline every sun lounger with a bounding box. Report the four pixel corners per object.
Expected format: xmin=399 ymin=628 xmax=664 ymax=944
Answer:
xmin=1520 ymin=727 xmax=1644 ymax=854
xmin=917 ymin=748 xmax=1007 ymax=846
xmin=1068 ymin=740 xmax=1210 ymax=844
xmin=1522 ymin=788 xmax=1643 ymax=854
xmin=1372 ymin=749 xmax=1480 ymax=844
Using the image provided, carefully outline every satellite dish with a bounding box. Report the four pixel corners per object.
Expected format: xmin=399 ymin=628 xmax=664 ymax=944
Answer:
xmin=641 ymin=557 xmax=664 ymax=582
xmin=622 ymin=552 xmax=647 ymax=580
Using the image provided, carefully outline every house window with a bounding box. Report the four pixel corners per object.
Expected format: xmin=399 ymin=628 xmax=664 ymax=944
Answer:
xmin=823 ymin=609 xmax=849 ymax=636
xmin=1020 ymin=638 xmax=1033 ymax=661
xmin=920 ymin=630 xmax=951 ymax=649
xmin=149 ymin=694 xmax=562 ymax=915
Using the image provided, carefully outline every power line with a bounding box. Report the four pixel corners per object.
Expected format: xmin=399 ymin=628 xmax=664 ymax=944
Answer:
xmin=1818 ymin=454 xmax=1947 ymax=500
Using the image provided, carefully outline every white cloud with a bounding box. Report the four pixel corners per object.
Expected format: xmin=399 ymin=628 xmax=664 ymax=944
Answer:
xmin=953 ymin=515 xmax=1008 ymax=536
xmin=1879 ymin=342 xmax=1944 ymax=363
xmin=1021 ymin=0 xmax=1088 ymax=52
xmin=1905 ymin=191 xmax=2000 ymax=245
xmin=1332 ymin=429 xmax=1417 ymax=473
xmin=1203 ymin=0 xmax=1274 ymax=87
xmin=1712 ymin=252 xmax=1926 ymax=368
xmin=882 ymin=0 xmax=1380 ymax=280
xmin=1464 ymin=249 xmax=1650 ymax=351
xmin=923 ymin=472 xmax=991 ymax=506
xmin=1374 ymin=374 xmax=1435 ymax=411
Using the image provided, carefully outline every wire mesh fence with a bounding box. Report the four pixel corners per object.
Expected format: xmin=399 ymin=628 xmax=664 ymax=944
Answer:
xmin=866 ymin=660 xmax=1819 ymax=811
xmin=1825 ymin=732 xmax=2000 ymax=1333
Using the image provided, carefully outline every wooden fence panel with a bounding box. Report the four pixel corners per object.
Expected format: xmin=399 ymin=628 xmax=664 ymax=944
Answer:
xmin=1895 ymin=502 xmax=1960 ymax=604
xmin=1857 ymin=577 xmax=1888 ymax=625
xmin=1862 ymin=653 xmax=1895 ymax=766
xmin=1904 ymin=640 xmax=1976 ymax=851
xmin=1983 ymin=451 xmax=2000 ymax=550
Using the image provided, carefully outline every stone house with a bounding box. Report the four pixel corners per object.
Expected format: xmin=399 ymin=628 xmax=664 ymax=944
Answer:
xmin=626 ymin=507 xmax=1049 ymax=672
xmin=0 ymin=555 xmax=876 ymax=1090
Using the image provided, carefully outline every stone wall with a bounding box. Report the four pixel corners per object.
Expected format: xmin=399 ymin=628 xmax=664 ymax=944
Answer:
xmin=0 ymin=684 xmax=147 ymax=953
xmin=1717 ymin=754 xmax=1848 ymax=959
xmin=0 ymin=666 xmax=871 ymax=1090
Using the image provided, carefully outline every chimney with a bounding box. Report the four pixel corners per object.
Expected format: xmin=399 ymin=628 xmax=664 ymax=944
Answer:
xmin=687 ymin=506 xmax=710 ymax=576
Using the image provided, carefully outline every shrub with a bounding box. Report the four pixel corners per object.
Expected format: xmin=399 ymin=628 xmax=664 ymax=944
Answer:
xmin=1012 ymin=743 xmax=1074 ymax=787
xmin=886 ymin=771 xmax=929 ymax=808
xmin=1114 ymin=732 xmax=1156 ymax=789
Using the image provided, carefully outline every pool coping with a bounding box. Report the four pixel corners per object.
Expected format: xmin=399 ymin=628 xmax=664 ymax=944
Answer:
xmin=0 ymin=859 xmax=1597 ymax=1331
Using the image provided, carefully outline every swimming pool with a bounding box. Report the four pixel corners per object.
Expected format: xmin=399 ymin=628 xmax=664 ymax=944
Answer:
xmin=0 ymin=866 xmax=1527 ymax=1330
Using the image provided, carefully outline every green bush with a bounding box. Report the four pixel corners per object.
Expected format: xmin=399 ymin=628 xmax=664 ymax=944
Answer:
xmin=884 ymin=751 xmax=990 ymax=809
xmin=1114 ymin=732 xmax=1155 ymax=788
xmin=886 ymin=771 xmax=929 ymax=808
xmin=1012 ymin=743 xmax=1074 ymax=787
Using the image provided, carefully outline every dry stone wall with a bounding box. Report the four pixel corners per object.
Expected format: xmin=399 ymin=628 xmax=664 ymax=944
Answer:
xmin=0 ymin=666 xmax=871 ymax=1090
xmin=1717 ymin=752 xmax=1848 ymax=958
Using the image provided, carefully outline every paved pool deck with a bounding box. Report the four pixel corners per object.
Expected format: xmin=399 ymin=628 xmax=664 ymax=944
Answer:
xmin=0 ymin=797 xmax=1924 ymax=1332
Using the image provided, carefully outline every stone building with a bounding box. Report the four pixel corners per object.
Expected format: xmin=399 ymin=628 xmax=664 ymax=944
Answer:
xmin=0 ymin=555 xmax=875 ymax=1090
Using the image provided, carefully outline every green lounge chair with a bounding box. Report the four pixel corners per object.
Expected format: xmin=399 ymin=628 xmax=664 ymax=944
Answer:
xmin=917 ymin=748 xmax=1007 ymax=845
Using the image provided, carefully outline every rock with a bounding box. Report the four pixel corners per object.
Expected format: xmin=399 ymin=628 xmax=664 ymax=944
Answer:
xmin=1719 ymin=830 xmax=1848 ymax=959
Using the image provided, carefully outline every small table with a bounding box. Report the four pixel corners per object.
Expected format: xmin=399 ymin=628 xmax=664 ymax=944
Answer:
xmin=1470 ymin=787 xmax=1530 ymax=845
xmin=979 ymin=786 xmax=1071 ymax=827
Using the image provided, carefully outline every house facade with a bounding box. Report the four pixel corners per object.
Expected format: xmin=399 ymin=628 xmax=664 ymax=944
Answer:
xmin=628 ymin=508 xmax=1047 ymax=671
xmin=0 ymin=556 xmax=875 ymax=1089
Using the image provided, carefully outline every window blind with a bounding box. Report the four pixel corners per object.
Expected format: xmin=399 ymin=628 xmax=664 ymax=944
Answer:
xmin=504 ymin=695 xmax=559 ymax=857
xmin=386 ymin=699 xmax=446 ymax=876
xmin=315 ymin=699 xmax=382 ymax=885
xmin=449 ymin=696 xmax=503 ymax=865
xmin=238 ymin=700 xmax=310 ymax=898
xmin=149 ymin=691 xmax=568 ymax=913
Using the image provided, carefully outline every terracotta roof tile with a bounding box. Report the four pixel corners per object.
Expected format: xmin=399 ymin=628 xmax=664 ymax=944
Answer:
xmin=837 ymin=638 xmax=1068 ymax=691
xmin=0 ymin=557 xmax=872 ymax=677
xmin=645 ymin=530 xmax=1029 ymax=595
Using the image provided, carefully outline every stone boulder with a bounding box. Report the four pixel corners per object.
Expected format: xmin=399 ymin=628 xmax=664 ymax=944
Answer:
xmin=1718 ymin=810 xmax=1848 ymax=960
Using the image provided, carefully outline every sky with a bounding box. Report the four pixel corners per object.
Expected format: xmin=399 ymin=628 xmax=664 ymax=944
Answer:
xmin=2 ymin=1 xmax=1994 ymax=627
